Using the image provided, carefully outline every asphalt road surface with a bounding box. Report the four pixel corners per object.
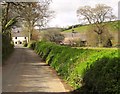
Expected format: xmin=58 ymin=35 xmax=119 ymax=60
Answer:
xmin=2 ymin=46 xmax=68 ymax=93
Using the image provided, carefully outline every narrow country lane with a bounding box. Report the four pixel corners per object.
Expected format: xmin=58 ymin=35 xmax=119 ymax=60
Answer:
xmin=2 ymin=46 xmax=68 ymax=93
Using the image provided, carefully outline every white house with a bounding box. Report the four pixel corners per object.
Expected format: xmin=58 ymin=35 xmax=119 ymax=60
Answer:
xmin=12 ymin=30 xmax=28 ymax=45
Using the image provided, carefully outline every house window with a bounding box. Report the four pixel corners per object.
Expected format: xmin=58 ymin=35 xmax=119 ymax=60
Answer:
xmin=24 ymin=37 xmax=26 ymax=39
xmin=15 ymin=37 xmax=17 ymax=39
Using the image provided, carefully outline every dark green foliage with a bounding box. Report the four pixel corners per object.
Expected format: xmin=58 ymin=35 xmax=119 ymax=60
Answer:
xmin=27 ymin=41 xmax=36 ymax=50
xmin=62 ymin=24 xmax=83 ymax=31
xmin=2 ymin=17 xmax=17 ymax=32
xmin=2 ymin=2 xmax=18 ymax=63
xmin=23 ymin=43 xmax=28 ymax=47
xmin=32 ymin=41 xmax=119 ymax=93
xmin=75 ymin=57 xmax=120 ymax=94
xmin=23 ymin=40 xmax=28 ymax=47
xmin=2 ymin=32 xmax=14 ymax=63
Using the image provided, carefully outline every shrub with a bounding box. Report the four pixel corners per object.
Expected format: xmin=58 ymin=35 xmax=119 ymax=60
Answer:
xmin=23 ymin=40 xmax=28 ymax=47
xmin=23 ymin=43 xmax=28 ymax=47
xmin=74 ymin=57 xmax=120 ymax=94
xmin=33 ymin=41 xmax=119 ymax=93
xmin=28 ymin=41 xmax=36 ymax=50
xmin=2 ymin=33 xmax=14 ymax=63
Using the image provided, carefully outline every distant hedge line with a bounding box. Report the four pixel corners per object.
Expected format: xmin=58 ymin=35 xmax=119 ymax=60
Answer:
xmin=30 ymin=41 xmax=119 ymax=93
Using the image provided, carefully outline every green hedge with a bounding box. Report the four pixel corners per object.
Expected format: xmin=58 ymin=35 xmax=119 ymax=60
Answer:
xmin=77 ymin=57 xmax=120 ymax=94
xmin=32 ymin=41 xmax=119 ymax=93
xmin=27 ymin=41 xmax=36 ymax=50
xmin=2 ymin=33 xmax=14 ymax=63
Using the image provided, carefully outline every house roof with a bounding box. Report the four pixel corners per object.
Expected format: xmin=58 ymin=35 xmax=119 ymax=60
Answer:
xmin=12 ymin=31 xmax=28 ymax=37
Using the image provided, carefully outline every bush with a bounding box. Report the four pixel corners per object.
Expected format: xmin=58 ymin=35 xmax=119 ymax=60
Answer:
xmin=89 ymin=57 xmax=119 ymax=93
xmin=74 ymin=57 xmax=120 ymax=94
xmin=2 ymin=33 xmax=14 ymax=63
xmin=23 ymin=43 xmax=28 ymax=47
xmin=33 ymin=41 xmax=119 ymax=93
xmin=23 ymin=40 xmax=28 ymax=47
xmin=27 ymin=41 xmax=36 ymax=50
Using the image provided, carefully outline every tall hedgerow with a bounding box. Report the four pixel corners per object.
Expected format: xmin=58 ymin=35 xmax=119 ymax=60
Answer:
xmin=31 ymin=41 xmax=119 ymax=93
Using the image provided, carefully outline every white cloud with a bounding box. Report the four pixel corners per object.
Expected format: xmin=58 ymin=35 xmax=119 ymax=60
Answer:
xmin=48 ymin=0 xmax=119 ymax=27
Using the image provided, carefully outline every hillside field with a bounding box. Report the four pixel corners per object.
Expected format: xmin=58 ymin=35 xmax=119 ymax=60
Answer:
xmin=63 ymin=21 xmax=119 ymax=33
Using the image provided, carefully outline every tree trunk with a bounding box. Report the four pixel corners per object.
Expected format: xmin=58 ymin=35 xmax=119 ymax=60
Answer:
xmin=28 ymin=31 xmax=31 ymax=42
xmin=5 ymin=3 xmax=10 ymax=25
xmin=98 ymin=34 xmax=102 ymax=47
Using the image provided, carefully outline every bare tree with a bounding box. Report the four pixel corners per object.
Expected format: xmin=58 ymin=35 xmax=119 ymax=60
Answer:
xmin=77 ymin=4 xmax=116 ymax=47
xmin=11 ymin=1 xmax=53 ymax=42
xmin=1 ymin=2 xmax=14 ymax=32
xmin=41 ymin=30 xmax=65 ymax=44
xmin=77 ymin=6 xmax=93 ymax=24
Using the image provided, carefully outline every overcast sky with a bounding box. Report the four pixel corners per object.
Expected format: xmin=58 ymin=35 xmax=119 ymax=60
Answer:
xmin=48 ymin=0 xmax=119 ymax=27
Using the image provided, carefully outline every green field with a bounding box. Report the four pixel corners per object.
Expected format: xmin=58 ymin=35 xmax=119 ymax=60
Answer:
xmin=64 ymin=21 xmax=119 ymax=33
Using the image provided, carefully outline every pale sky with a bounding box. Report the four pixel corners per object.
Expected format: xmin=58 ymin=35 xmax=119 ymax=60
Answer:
xmin=48 ymin=0 xmax=119 ymax=27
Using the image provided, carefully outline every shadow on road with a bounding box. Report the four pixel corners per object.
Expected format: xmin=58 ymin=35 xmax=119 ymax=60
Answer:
xmin=3 ymin=47 xmax=75 ymax=93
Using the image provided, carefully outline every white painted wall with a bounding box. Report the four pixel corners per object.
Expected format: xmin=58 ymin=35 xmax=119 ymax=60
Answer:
xmin=12 ymin=37 xmax=28 ymax=45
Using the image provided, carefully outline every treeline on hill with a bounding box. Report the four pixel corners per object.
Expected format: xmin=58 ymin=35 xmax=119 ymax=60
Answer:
xmin=29 ymin=41 xmax=119 ymax=93
xmin=62 ymin=24 xmax=83 ymax=31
